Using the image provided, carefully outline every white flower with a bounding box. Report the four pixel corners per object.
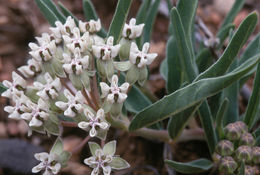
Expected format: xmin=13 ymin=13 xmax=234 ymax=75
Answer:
xmin=55 ymin=89 xmax=85 ymax=117
xmin=129 ymin=42 xmax=157 ymax=68
xmin=33 ymin=73 xmax=62 ymax=100
xmin=50 ymin=16 xmax=76 ymax=39
xmin=32 ymin=152 xmax=61 ymax=175
xmin=79 ymin=19 xmax=101 ymax=33
xmin=4 ymin=94 xmax=30 ymax=120
xmin=62 ymin=47 xmax=89 ymax=75
xmin=78 ymin=108 xmax=109 ymax=137
xmin=100 ymin=75 xmax=129 ymax=103
xmin=84 ymin=141 xmax=130 ymax=175
xmin=63 ymin=27 xmax=91 ymax=52
xmin=21 ymin=98 xmax=49 ymax=127
xmin=92 ymin=36 xmax=120 ymax=61
xmin=2 ymin=71 xmax=26 ymax=98
xmin=29 ymin=33 xmax=57 ymax=62
xmin=122 ymin=18 xmax=144 ymax=39
xmin=18 ymin=59 xmax=42 ymax=78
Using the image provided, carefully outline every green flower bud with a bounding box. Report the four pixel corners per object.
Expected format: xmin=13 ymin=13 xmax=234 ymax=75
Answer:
xmin=236 ymin=146 xmax=252 ymax=163
xmin=252 ymin=146 xmax=260 ymax=164
xmin=215 ymin=140 xmax=234 ymax=156
xmin=219 ymin=156 xmax=238 ymax=174
xmin=224 ymin=123 xmax=241 ymax=141
xmin=234 ymin=121 xmax=248 ymax=133
xmin=240 ymin=133 xmax=255 ymax=146
xmin=119 ymin=38 xmax=131 ymax=61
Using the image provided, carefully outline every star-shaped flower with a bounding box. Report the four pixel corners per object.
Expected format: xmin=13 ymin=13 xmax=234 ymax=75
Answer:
xmin=33 ymin=73 xmax=62 ymax=100
xmin=100 ymin=75 xmax=129 ymax=103
xmin=32 ymin=152 xmax=61 ymax=175
xmin=122 ymin=18 xmax=144 ymax=39
xmin=55 ymin=89 xmax=85 ymax=117
xmin=92 ymin=36 xmax=120 ymax=61
xmin=84 ymin=141 xmax=130 ymax=175
xmin=2 ymin=71 xmax=27 ymax=99
xmin=62 ymin=47 xmax=89 ymax=75
xmin=79 ymin=19 xmax=101 ymax=34
xmin=21 ymin=98 xmax=49 ymax=127
xmin=129 ymin=42 xmax=157 ymax=68
xmin=78 ymin=108 xmax=109 ymax=137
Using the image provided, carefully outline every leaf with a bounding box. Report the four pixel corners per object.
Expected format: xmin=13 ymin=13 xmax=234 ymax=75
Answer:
xmin=244 ymin=63 xmax=260 ymax=129
xmin=160 ymin=59 xmax=168 ymax=80
xmin=107 ymin=0 xmax=132 ymax=44
xmin=195 ymin=48 xmax=214 ymax=73
xmin=110 ymin=157 xmax=130 ymax=170
xmin=220 ymin=0 xmax=245 ymax=29
xmin=256 ymin=135 xmax=260 ymax=146
xmin=238 ymin=162 xmax=245 ymax=175
xmin=216 ymin=23 xmax=235 ymax=49
xmin=129 ymin=54 xmax=260 ymax=131
xmin=196 ymin=12 xmax=258 ymax=81
xmin=170 ymin=7 xmax=198 ymax=82
xmin=103 ymin=140 xmax=116 ymax=156
xmin=166 ymin=36 xmax=183 ymax=93
xmin=59 ymin=151 xmax=71 ymax=167
xmin=88 ymin=142 xmax=101 ymax=156
xmin=82 ymin=0 xmax=107 ymax=37
xmin=0 ymin=82 xmax=7 ymax=94
xmin=58 ymin=2 xmax=79 ymax=25
xmin=41 ymin=0 xmax=66 ymax=23
xmin=50 ymin=137 xmax=63 ymax=155
xmin=216 ymin=98 xmax=229 ymax=139
xmin=142 ymin=0 xmax=160 ymax=43
xmin=35 ymin=0 xmax=59 ymax=26
xmin=165 ymin=159 xmax=213 ymax=174
xmin=254 ymin=126 xmax=260 ymax=138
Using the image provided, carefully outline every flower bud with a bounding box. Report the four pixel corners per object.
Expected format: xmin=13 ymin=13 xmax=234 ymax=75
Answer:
xmin=236 ymin=146 xmax=252 ymax=163
xmin=245 ymin=165 xmax=255 ymax=175
xmin=215 ymin=140 xmax=234 ymax=156
xmin=234 ymin=121 xmax=248 ymax=133
xmin=239 ymin=133 xmax=255 ymax=146
xmin=219 ymin=156 xmax=238 ymax=174
xmin=252 ymin=146 xmax=260 ymax=164
xmin=224 ymin=123 xmax=241 ymax=141
xmin=119 ymin=38 xmax=131 ymax=61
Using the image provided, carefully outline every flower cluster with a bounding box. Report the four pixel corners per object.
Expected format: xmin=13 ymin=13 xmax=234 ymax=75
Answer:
xmin=2 ymin=16 xmax=157 ymax=175
xmin=215 ymin=121 xmax=260 ymax=175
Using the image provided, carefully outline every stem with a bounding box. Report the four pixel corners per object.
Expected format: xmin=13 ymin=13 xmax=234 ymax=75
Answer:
xmin=61 ymin=78 xmax=75 ymax=96
xmin=71 ymin=135 xmax=91 ymax=153
xmin=61 ymin=121 xmax=77 ymax=127
xmin=81 ymin=88 xmax=98 ymax=111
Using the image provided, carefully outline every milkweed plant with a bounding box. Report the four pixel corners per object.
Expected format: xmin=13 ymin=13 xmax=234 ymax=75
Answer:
xmin=1 ymin=0 xmax=260 ymax=175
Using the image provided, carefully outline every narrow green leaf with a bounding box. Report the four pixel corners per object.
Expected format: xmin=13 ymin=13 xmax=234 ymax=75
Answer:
xmin=166 ymin=36 xmax=183 ymax=93
xmin=216 ymin=98 xmax=229 ymax=139
xmin=0 ymin=83 xmax=7 ymax=94
xmin=160 ymin=59 xmax=168 ymax=80
xmin=196 ymin=12 xmax=258 ymax=81
xmin=129 ymin=54 xmax=260 ymax=131
xmin=244 ymin=63 xmax=260 ymax=128
xmin=238 ymin=162 xmax=245 ymax=175
xmin=220 ymin=0 xmax=245 ymax=29
xmin=58 ymin=2 xmax=79 ymax=25
xmin=177 ymin=0 xmax=198 ymax=57
xmin=107 ymin=0 xmax=132 ymax=44
xmin=256 ymin=135 xmax=260 ymax=146
xmin=254 ymin=126 xmax=260 ymax=138
xmin=216 ymin=23 xmax=235 ymax=49
xmin=171 ymin=7 xmax=198 ymax=82
xmin=165 ymin=159 xmax=213 ymax=174
xmin=196 ymin=48 xmax=214 ymax=73
xmin=35 ymin=0 xmax=59 ymax=26
xmin=142 ymin=0 xmax=160 ymax=43
xmin=82 ymin=0 xmax=107 ymax=37
xmin=41 ymin=0 xmax=66 ymax=23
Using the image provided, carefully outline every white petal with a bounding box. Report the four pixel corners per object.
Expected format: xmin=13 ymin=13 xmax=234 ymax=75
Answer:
xmin=89 ymin=127 xmax=97 ymax=137
xmin=32 ymin=162 xmax=45 ymax=173
xmin=55 ymin=101 xmax=68 ymax=110
xmin=107 ymin=94 xmax=114 ymax=103
xmin=106 ymin=37 xmax=114 ymax=46
xmin=96 ymin=109 xmax=104 ymax=119
xmin=119 ymin=82 xmax=129 ymax=93
xmin=91 ymin=167 xmax=100 ymax=175
xmin=92 ymin=45 xmax=101 ymax=58
xmin=118 ymin=93 xmax=127 ymax=103
xmin=34 ymin=152 xmax=49 ymax=161
xmin=102 ymin=166 xmax=111 ymax=175
xmin=4 ymin=106 xmax=15 ymax=113
xmin=64 ymin=107 xmax=76 ymax=117
xmin=29 ymin=117 xmax=43 ymax=127
xmin=111 ymin=44 xmax=120 ymax=58
xmin=100 ymin=82 xmax=110 ymax=97
xmin=21 ymin=113 xmax=32 ymax=121
xmin=78 ymin=122 xmax=90 ymax=129
xmin=111 ymin=75 xmax=118 ymax=87
xmin=50 ymin=163 xmax=61 ymax=174
xmin=99 ymin=122 xmax=109 ymax=130
xmin=84 ymin=156 xmax=96 ymax=166
xmin=142 ymin=42 xmax=150 ymax=53
xmin=146 ymin=53 xmax=158 ymax=65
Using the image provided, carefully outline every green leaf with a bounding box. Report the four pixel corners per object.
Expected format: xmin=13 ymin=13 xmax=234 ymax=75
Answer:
xmin=216 ymin=98 xmax=229 ymax=139
xmin=216 ymin=23 xmax=235 ymax=49
xmin=41 ymin=0 xmax=66 ymax=23
xmin=170 ymin=7 xmax=198 ymax=82
xmin=58 ymin=2 xmax=79 ymax=25
xmin=196 ymin=12 xmax=258 ymax=81
xmin=142 ymin=0 xmax=160 ymax=43
xmin=103 ymin=140 xmax=116 ymax=156
xmin=35 ymin=0 xmax=59 ymax=26
xmin=107 ymin=0 xmax=132 ymax=44
xmin=166 ymin=36 xmax=183 ymax=93
xmin=44 ymin=119 xmax=60 ymax=135
xmin=59 ymin=151 xmax=71 ymax=167
xmin=244 ymin=63 xmax=260 ymax=128
xmin=160 ymin=59 xmax=168 ymax=80
xmin=195 ymin=48 xmax=214 ymax=73
xmin=165 ymin=159 xmax=213 ymax=174
xmin=82 ymin=0 xmax=107 ymax=37
xmin=88 ymin=142 xmax=101 ymax=156
xmin=50 ymin=137 xmax=63 ymax=155
xmin=176 ymin=0 xmax=198 ymax=57
xmin=256 ymin=135 xmax=260 ymax=146
xmin=220 ymin=0 xmax=245 ymax=29
xmin=238 ymin=162 xmax=245 ymax=175
xmin=254 ymin=126 xmax=260 ymax=138
xmin=0 ymin=82 xmax=7 ymax=94
xmin=129 ymin=54 xmax=260 ymax=131
xmin=110 ymin=157 xmax=130 ymax=170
